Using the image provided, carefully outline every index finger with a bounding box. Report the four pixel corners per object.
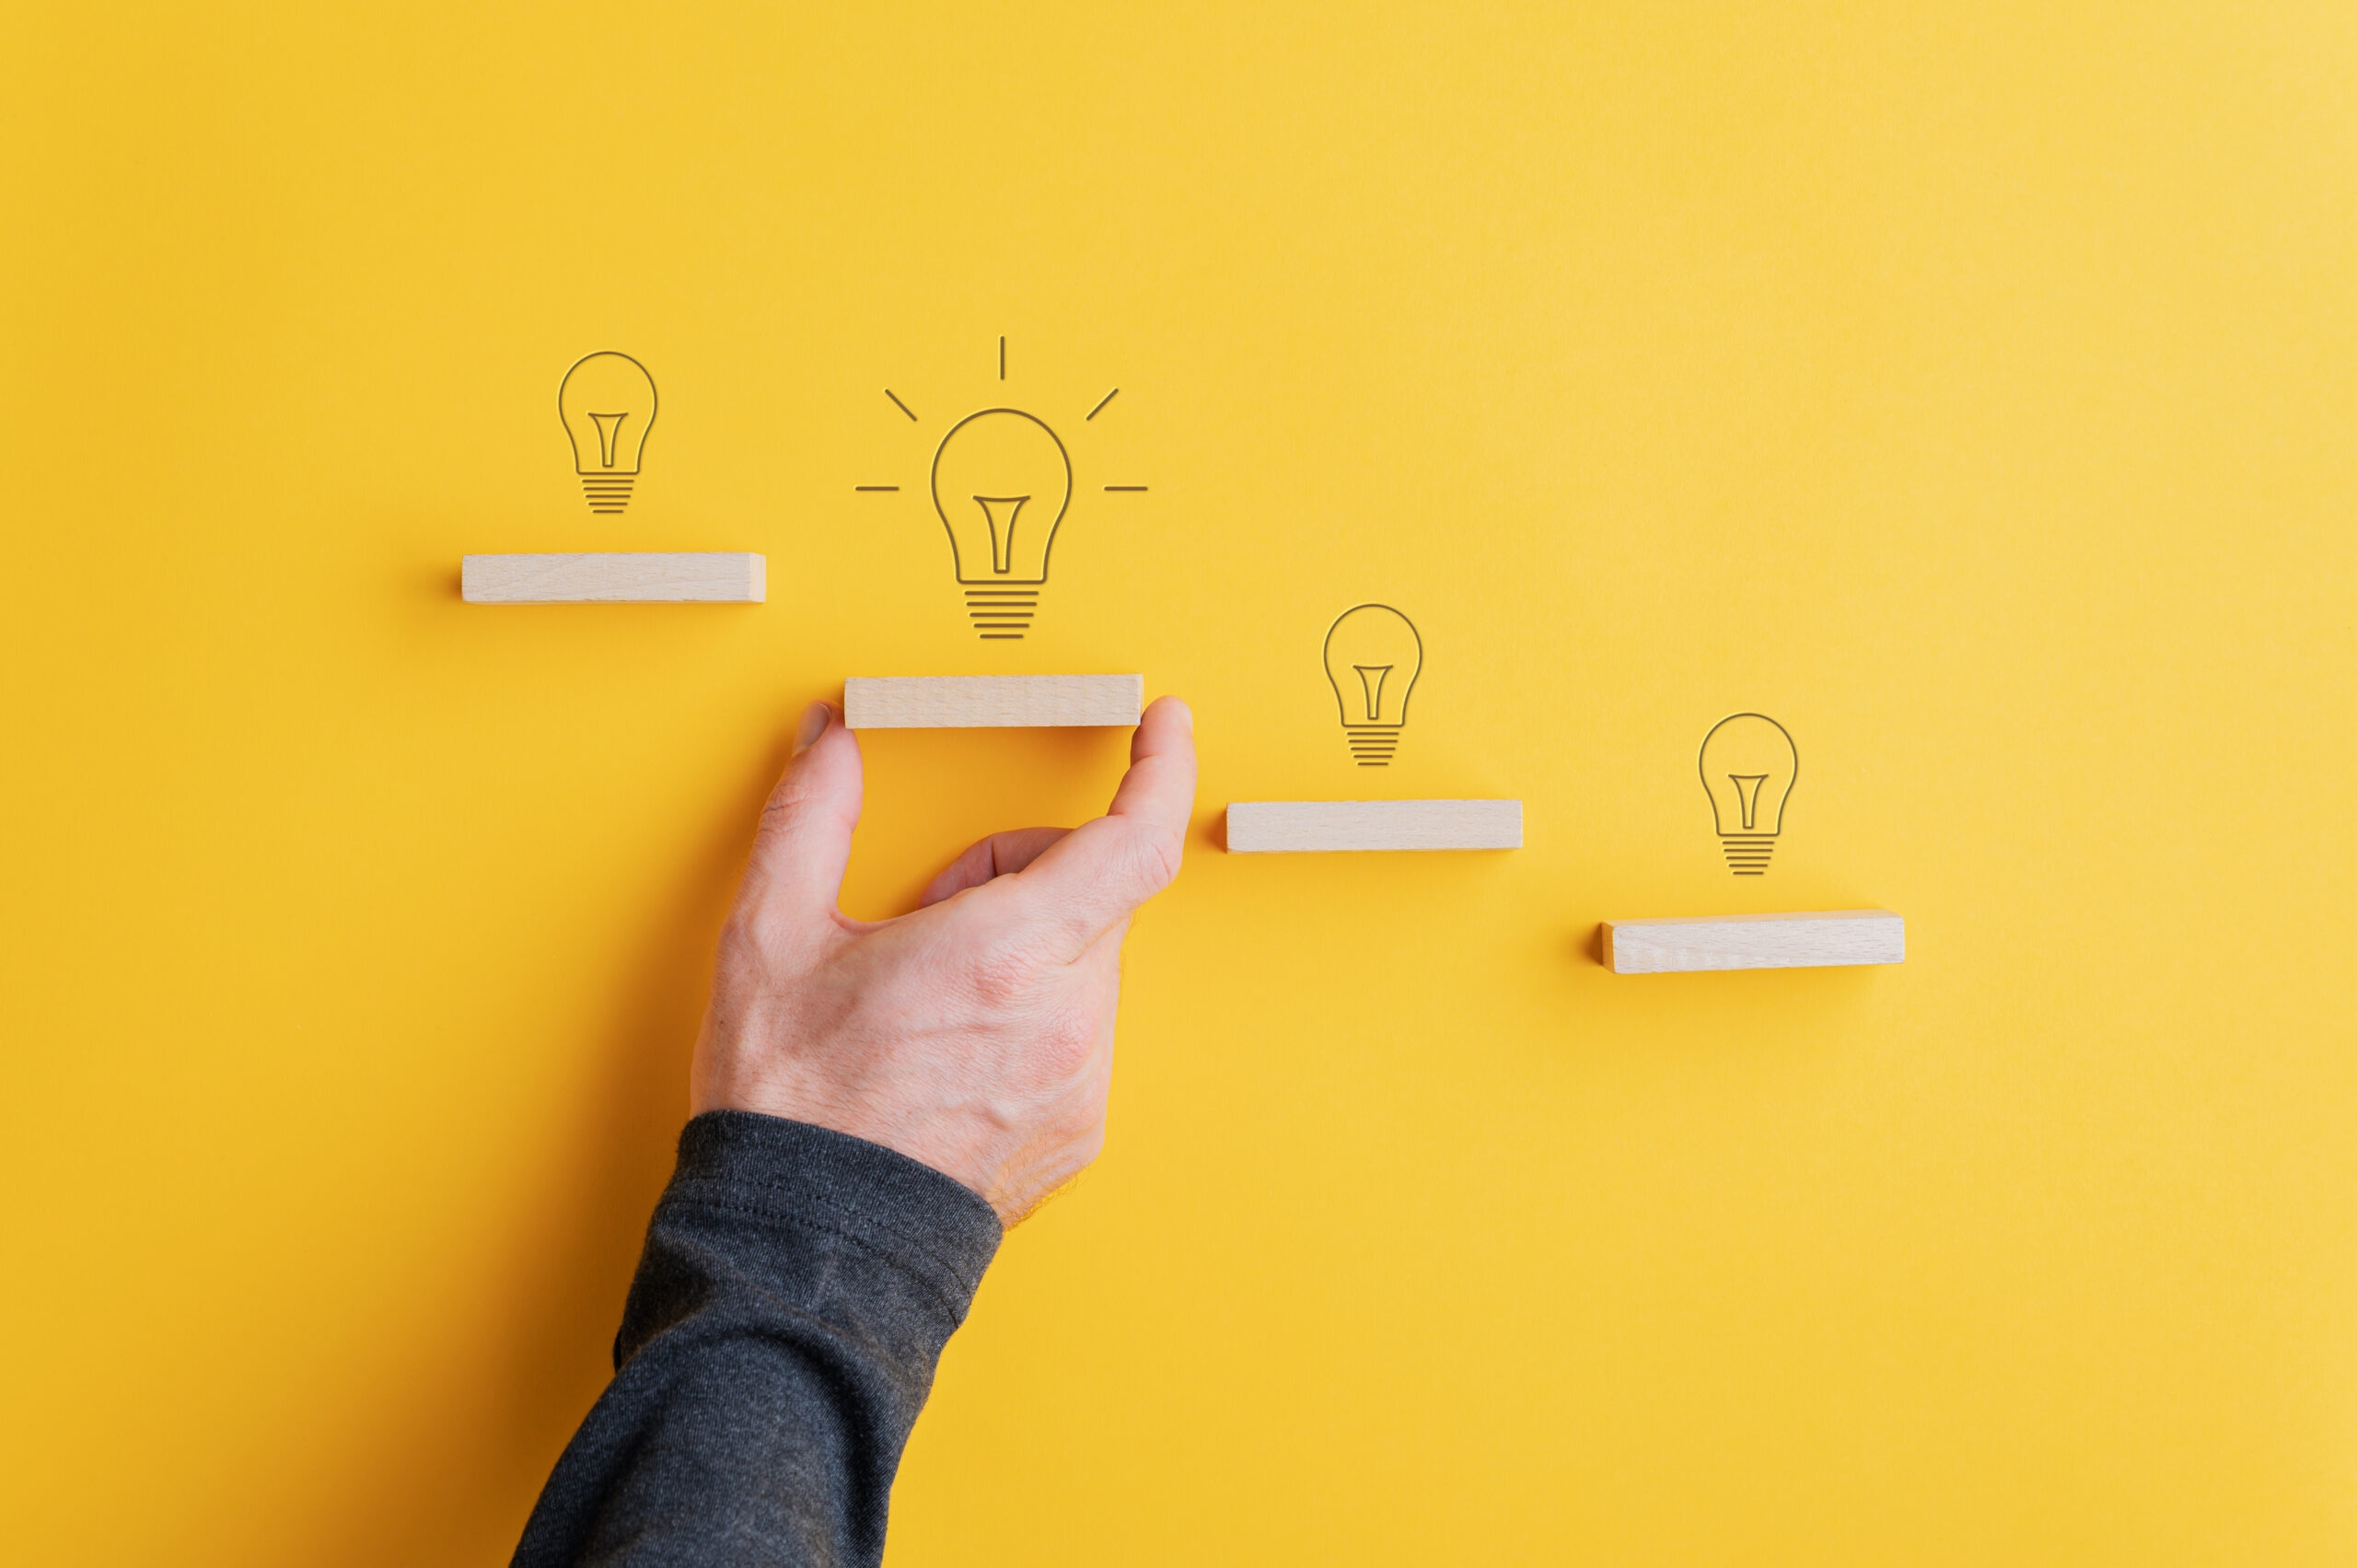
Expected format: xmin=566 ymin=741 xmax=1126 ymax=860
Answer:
xmin=1011 ymin=696 xmax=1197 ymax=955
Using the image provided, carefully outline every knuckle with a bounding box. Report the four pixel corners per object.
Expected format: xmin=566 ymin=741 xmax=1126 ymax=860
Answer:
xmin=756 ymin=768 xmax=835 ymax=831
xmin=757 ymin=779 xmax=809 ymax=827
xmin=1120 ymin=822 xmax=1183 ymax=891
xmin=965 ymin=945 xmax=1038 ymax=1009
xmin=717 ymin=908 xmax=773 ymax=958
xmin=1038 ymin=1007 xmax=1098 ymax=1074
xmin=723 ymin=892 xmax=799 ymax=957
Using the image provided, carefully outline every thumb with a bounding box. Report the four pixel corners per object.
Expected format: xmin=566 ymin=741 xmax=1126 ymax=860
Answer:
xmin=1014 ymin=695 xmax=1196 ymax=957
xmin=739 ymin=702 xmax=864 ymax=924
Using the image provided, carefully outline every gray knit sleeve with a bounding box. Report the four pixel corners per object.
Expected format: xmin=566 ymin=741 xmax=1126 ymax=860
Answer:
xmin=513 ymin=1110 xmax=1003 ymax=1567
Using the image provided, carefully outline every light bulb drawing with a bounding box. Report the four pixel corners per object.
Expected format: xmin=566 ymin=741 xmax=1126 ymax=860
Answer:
xmin=1323 ymin=604 xmax=1422 ymax=766
xmin=1698 ymin=714 xmax=1797 ymax=875
xmin=558 ymin=352 xmax=657 ymax=515
xmin=931 ymin=409 xmax=1070 ymax=636
xmin=856 ymin=339 xmax=1147 ymax=640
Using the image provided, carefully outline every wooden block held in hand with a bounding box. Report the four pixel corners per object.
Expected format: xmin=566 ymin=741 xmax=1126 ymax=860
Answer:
xmin=1225 ymin=799 xmax=1523 ymax=853
xmin=843 ymin=674 xmax=1144 ymax=729
xmin=460 ymin=552 xmax=766 ymax=603
xmin=1602 ymin=910 xmax=1905 ymax=973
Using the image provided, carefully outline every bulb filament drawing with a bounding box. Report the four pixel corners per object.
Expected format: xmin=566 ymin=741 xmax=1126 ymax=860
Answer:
xmin=1699 ymin=714 xmax=1797 ymax=874
xmin=971 ymin=496 xmax=1029 ymax=573
xmin=1324 ymin=605 xmax=1422 ymax=765
xmin=558 ymin=352 xmax=657 ymax=515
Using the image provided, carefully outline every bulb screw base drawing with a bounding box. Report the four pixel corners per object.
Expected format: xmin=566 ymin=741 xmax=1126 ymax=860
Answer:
xmin=966 ymin=589 xmax=1039 ymax=640
xmin=1344 ymin=726 xmax=1402 ymax=766
xmin=582 ymin=475 xmax=635 ymax=515
xmin=1721 ymin=836 xmax=1775 ymax=875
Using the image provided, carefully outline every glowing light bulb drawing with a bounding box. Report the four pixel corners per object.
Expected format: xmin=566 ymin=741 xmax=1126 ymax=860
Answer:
xmin=1698 ymin=714 xmax=1797 ymax=875
xmin=856 ymin=339 xmax=1148 ymax=640
xmin=1323 ymin=604 xmax=1422 ymax=766
xmin=931 ymin=409 xmax=1071 ymax=637
xmin=558 ymin=352 xmax=657 ymax=515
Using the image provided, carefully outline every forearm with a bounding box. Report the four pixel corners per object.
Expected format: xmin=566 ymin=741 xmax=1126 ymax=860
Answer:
xmin=514 ymin=1111 xmax=1002 ymax=1568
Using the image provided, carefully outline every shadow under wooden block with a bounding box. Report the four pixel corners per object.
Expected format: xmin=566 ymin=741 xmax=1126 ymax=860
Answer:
xmin=1601 ymin=910 xmax=1905 ymax=973
xmin=1225 ymin=799 xmax=1523 ymax=853
xmin=460 ymin=552 xmax=765 ymax=603
xmin=843 ymin=675 xmax=1144 ymax=729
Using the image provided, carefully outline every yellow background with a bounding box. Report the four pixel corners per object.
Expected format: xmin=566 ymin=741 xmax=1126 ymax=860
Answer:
xmin=6 ymin=2 xmax=2354 ymax=1562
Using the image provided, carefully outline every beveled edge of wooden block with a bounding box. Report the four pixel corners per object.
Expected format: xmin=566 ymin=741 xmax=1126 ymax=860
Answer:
xmin=1600 ymin=909 xmax=1905 ymax=974
xmin=459 ymin=552 xmax=766 ymax=603
xmin=841 ymin=673 xmax=1145 ymax=729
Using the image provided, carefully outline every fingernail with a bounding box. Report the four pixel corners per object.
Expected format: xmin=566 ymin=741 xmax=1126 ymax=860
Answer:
xmin=791 ymin=702 xmax=831 ymax=757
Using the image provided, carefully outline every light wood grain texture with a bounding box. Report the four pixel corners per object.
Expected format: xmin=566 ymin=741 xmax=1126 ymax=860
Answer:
xmin=1225 ymin=799 xmax=1523 ymax=853
xmin=460 ymin=552 xmax=766 ymax=603
xmin=842 ymin=674 xmax=1144 ymax=728
xmin=1602 ymin=910 xmax=1905 ymax=973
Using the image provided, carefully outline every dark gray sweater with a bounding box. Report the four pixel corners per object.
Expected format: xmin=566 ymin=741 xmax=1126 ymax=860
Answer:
xmin=513 ymin=1110 xmax=1004 ymax=1567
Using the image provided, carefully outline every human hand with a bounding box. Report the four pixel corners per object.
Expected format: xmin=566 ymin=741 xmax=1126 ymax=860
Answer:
xmin=690 ymin=696 xmax=1198 ymax=1225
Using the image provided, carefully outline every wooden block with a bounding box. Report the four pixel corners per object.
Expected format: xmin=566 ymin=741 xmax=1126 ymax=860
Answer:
xmin=460 ymin=552 xmax=765 ymax=603
xmin=1602 ymin=910 xmax=1905 ymax=973
xmin=843 ymin=674 xmax=1144 ymax=728
xmin=1225 ymin=799 xmax=1523 ymax=853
